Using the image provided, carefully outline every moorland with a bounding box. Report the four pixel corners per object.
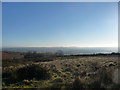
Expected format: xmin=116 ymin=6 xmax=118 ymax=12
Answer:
xmin=2 ymin=51 xmax=120 ymax=89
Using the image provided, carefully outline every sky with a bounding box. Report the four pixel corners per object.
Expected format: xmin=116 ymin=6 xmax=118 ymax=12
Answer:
xmin=2 ymin=2 xmax=118 ymax=47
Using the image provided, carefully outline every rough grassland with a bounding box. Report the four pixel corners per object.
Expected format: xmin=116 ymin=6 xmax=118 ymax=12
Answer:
xmin=3 ymin=55 xmax=119 ymax=89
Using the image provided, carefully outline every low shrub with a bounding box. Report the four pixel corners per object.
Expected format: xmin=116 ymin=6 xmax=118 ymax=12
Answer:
xmin=97 ymin=68 xmax=113 ymax=86
xmin=3 ymin=64 xmax=51 ymax=85
xmin=16 ymin=64 xmax=51 ymax=81
xmin=72 ymin=77 xmax=85 ymax=89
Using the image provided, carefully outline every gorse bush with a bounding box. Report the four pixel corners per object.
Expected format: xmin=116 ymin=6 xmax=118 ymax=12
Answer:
xmin=2 ymin=67 xmax=18 ymax=85
xmin=3 ymin=69 xmax=12 ymax=79
xmin=16 ymin=64 xmax=51 ymax=81
xmin=3 ymin=64 xmax=51 ymax=85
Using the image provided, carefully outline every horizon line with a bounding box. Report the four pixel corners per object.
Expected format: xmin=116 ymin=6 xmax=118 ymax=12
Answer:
xmin=2 ymin=46 xmax=118 ymax=48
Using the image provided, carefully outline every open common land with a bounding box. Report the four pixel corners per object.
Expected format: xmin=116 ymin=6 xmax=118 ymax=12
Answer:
xmin=2 ymin=52 xmax=120 ymax=89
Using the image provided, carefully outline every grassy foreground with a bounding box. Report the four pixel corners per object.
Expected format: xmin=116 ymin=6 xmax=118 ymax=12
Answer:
xmin=2 ymin=52 xmax=120 ymax=89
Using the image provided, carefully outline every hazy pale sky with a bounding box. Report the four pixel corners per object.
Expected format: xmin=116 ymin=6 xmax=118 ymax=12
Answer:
xmin=3 ymin=2 xmax=118 ymax=47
